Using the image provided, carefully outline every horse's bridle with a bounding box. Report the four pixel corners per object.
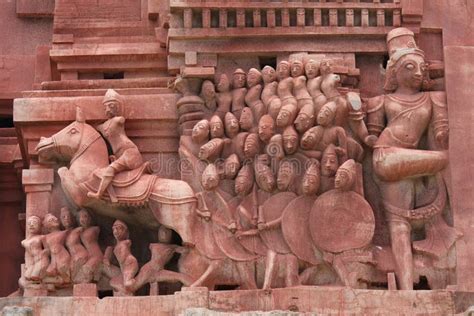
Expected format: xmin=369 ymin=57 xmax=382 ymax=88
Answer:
xmin=52 ymin=122 xmax=102 ymax=165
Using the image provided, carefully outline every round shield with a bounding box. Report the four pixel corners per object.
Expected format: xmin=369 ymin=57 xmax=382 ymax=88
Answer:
xmin=282 ymin=196 xmax=322 ymax=265
xmin=212 ymin=195 xmax=258 ymax=261
xmin=310 ymin=190 xmax=375 ymax=253
xmin=260 ymin=192 xmax=297 ymax=254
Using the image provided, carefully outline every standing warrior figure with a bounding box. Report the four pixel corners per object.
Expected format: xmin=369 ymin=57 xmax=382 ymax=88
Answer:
xmin=276 ymin=61 xmax=298 ymax=127
xmin=306 ymin=59 xmax=327 ymax=116
xmin=291 ymin=60 xmax=313 ymax=111
xmin=216 ymin=74 xmax=233 ymax=120
xmin=245 ymin=68 xmax=266 ymax=122
xmin=231 ymin=68 xmax=248 ymax=119
xmin=261 ymin=66 xmax=281 ymax=120
xmin=367 ymin=28 xmax=450 ymax=290
xmin=88 ymin=89 xmax=144 ymax=201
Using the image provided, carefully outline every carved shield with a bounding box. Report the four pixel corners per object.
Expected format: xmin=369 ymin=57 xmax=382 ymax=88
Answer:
xmin=212 ymin=195 xmax=259 ymax=261
xmin=281 ymin=195 xmax=323 ymax=265
xmin=310 ymin=190 xmax=375 ymax=253
xmin=260 ymin=192 xmax=297 ymax=254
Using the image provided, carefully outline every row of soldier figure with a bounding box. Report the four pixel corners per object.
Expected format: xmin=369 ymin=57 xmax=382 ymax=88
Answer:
xmin=21 ymin=209 xmax=191 ymax=295
xmin=177 ymin=27 xmax=458 ymax=291
xmin=180 ymin=57 xmax=372 ymax=202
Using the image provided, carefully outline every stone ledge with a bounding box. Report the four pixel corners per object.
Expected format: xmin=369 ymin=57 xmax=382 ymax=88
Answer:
xmin=0 ymin=287 xmax=463 ymax=315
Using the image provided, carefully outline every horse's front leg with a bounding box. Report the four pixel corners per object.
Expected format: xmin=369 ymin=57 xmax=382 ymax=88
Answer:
xmin=190 ymin=260 xmax=221 ymax=288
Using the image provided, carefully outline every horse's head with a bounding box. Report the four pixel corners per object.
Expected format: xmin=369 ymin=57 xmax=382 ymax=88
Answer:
xmin=36 ymin=107 xmax=87 ymax=164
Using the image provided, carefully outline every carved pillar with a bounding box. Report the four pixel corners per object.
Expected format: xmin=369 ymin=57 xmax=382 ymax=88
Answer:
xmin=296 ymin=8 xmax=305 ymax=27
xmin=22 ymin=168 xmax=54 ymax=233
xmin=267 ymin=9 xmax=276 ymax=27
xmin=346 ymin=9 xmax=354 ymax=27
xmin=329 ymin=9 xmax=337 ymax=26
xmin=183 ymin=8 xmax=192 ymax=29
xmin=202 ymin=8 xmax=210 ymax=28
xmin=253 ymin=9 xmax=261 ymax=27
xmin=236 ymin=9 xmax=245 ymax=27
xmin=281 ymin=8 xmax=290 ymax=27
xmin=361 ymin=9 xmax=369 ymax=27
xmin=314 ymin=9 xmax=322 ymax=26
xmin=393 ymin=9 xmax=401 ymax=27
xmin=219 ymin=9 xmax=227 ymax=28
xmin=377 ymin=9 xmax=385 ymax=26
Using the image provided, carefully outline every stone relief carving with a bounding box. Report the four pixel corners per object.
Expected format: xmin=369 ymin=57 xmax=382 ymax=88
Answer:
xmin=28 ymin=27 xmax=461 ymax=296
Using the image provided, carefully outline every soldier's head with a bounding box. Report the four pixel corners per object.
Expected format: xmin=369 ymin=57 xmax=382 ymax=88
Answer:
xmin=235 ymin=164 xmax=254 ymax=196
xmin=103 ymin=89 xmax=123 ymax=118
xmin=192 ymin=119 xmax=210 ymax=143
xmin=232 ymin=68 xmax=246 ymax=89
xmin=210 ymin=115 xmax=224 ymax=139
xmin=335 ymin=159 xmax=356 ymax=191
xmin=321 ymin=144 xmax=339 ymax=177
xmin=258 ymin=115 xmax=275 ymax=143
xmin=283 ymin=125 xmax=299 ymax=155
xmin=112 ymin=219 xmax=129 ymax=241
xmin=302 ymin=161 xmax=320 ymax=196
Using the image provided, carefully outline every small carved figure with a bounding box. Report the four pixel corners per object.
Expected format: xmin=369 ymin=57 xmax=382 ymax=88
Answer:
xmin=258 ymin=114 xmax=275 ymax=143
xmin=21 ymin=216 xmax=49 ymax=282
xmin=254 ymin=161 xmax=275 ymax=193
xmin=294 ymin=103 xmax=315 ymax=134
xmin=291 ymin=60 xmax=313 ymax=111
xmin=104 ymin=219 xmax=139 ymax=294
xmin=300 ymin=101 xmax=348 ymax=161
xmin=277 ymin=160 xmax=297 ymax=192
xmin=306 ymin=59 xmax=327 ymax=116
xmin=199 ymin=138 xmax=225 ymax=161
xmin=235 ymin=164 xmax=254 ymax=197
xmin=216 ymin=74 xmax=233 ymax=120
xmin=276 ymin=61 xmax=298 ymax=127
xmin=88 ymin=89 xmax=144 ymax=201
xmin=245 ymin=68 xmax=266 ymax=122
xmin=239 ymin=107 xmax=255 ymax=132
xmin=200 ymin=80 xmax=217 ymax=113
xmin=42 ymin=214 xmax=71 ymax=283
xmin=243 ymin=133 xmax=261 ymax=160
xmin=192 ymin=119 xmax=210 ymax=145
xmin=61 ymin=207 xmax=88 ymax=282
xmin=276 ymin=101 xmax=298 ymax=128
xmin=224 ymin=112 xmax=240 ymax=139
xmin=261 ymin=66 xmax=281 ymax=119
xmin=319 ymin=144 xmax=340 ymax=194
xmin=223 ymin=153 xmax=241 ymax=179
xmin=231 ymin=68 xmax=247 ymax=119
xmin=209 ymin=115 xmax=225 ymax=139
xmin=302 ymin=160 xmax=321 ymax=196
xmin=334 ymin=159 xmax=356 ymax=191
xmin=282 ymin=125 xmax=299 ymax=155
xmin=78 ymin=209 xmax=102 ymax=283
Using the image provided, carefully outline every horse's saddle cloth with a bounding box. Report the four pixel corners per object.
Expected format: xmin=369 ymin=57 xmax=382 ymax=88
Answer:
xmin=82 ymin=162 xmax=157 ymax=206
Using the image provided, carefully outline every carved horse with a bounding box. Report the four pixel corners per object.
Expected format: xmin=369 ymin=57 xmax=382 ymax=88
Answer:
xmin=35 ymin=108 xmax=196 ymax=246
